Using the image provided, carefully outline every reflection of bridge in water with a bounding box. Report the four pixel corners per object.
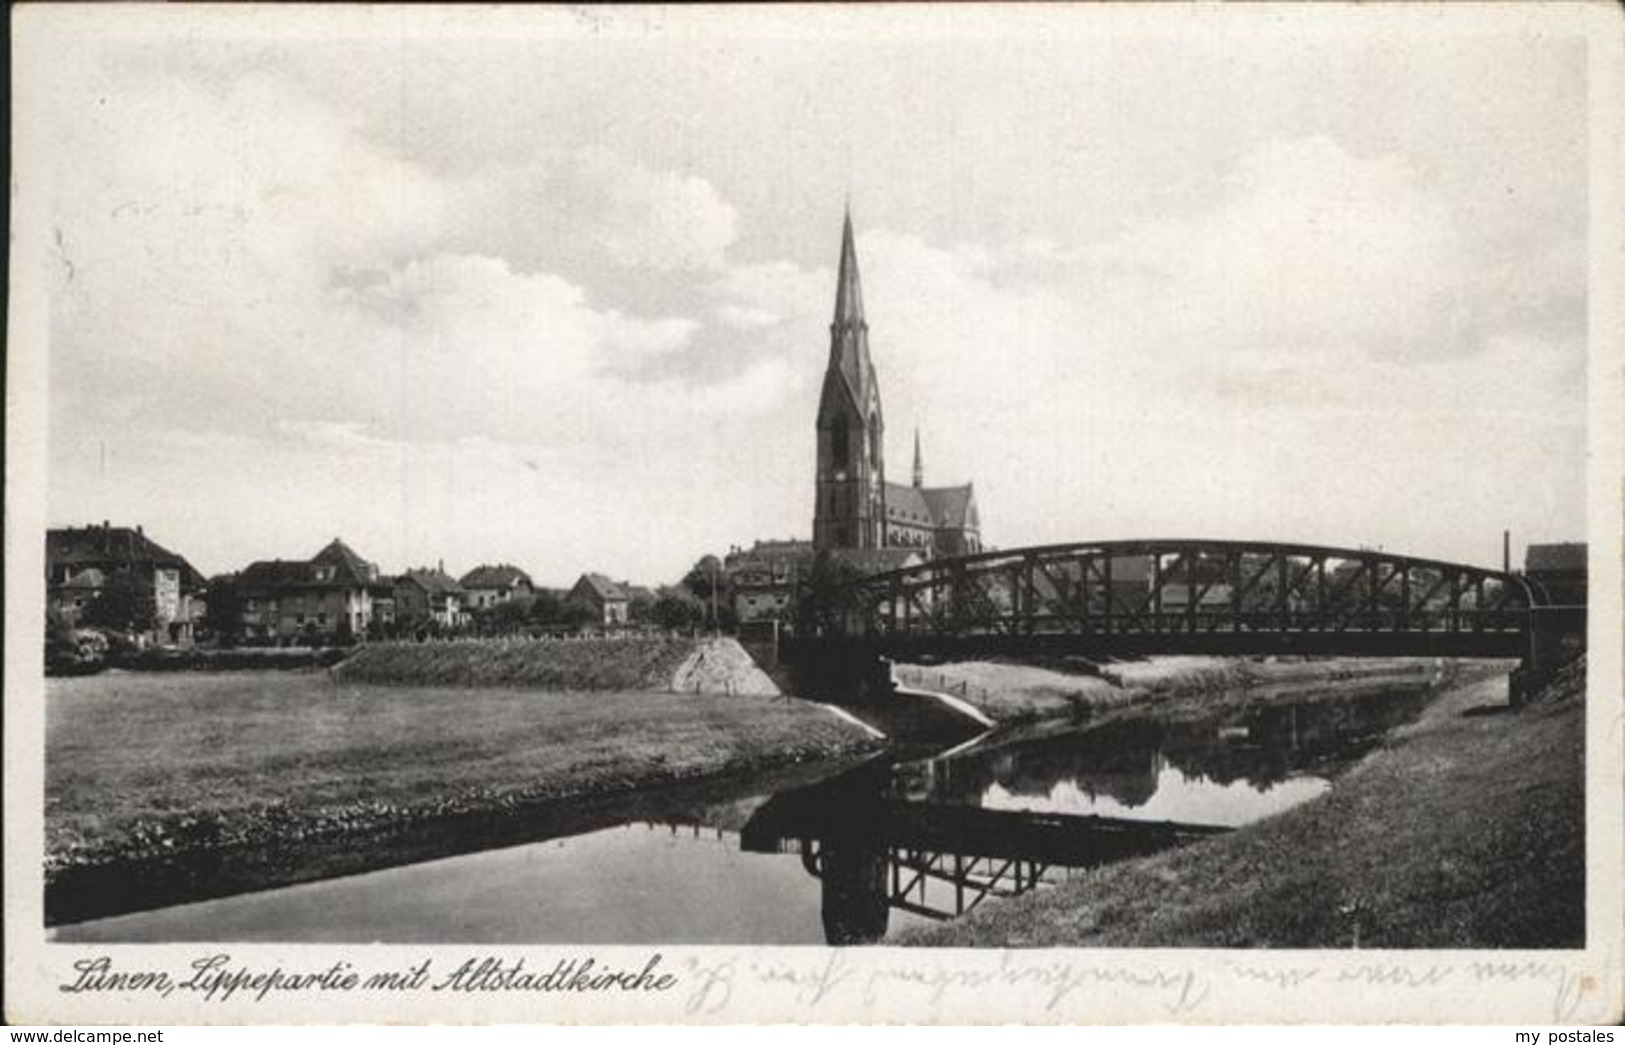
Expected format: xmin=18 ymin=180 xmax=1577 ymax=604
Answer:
xmin=785 ymin=539 xmax=1586 ymax=701
xmin=739 ymin=764 xmax=1227 ymax=943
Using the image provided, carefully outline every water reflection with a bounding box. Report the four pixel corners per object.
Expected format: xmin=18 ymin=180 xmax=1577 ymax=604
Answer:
xmin=893 ymin=684 xmax=1432 ymax=823
xmin=747 ymin=685 xmax=1436 ymax=941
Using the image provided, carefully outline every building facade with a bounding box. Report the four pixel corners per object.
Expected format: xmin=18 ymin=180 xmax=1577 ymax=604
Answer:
xmin=460 ymin=564 xmax=535 ymax=611
xmin=394 ymin=567 xmax=470 ymax=629
xmin=237 ymin=538 xmax=381 ymax=643
xmin=811 ymin=210 xmax=983 ymax=562
xmin=570 ymin=573 xmax=631 ymax=627
xmin=46 ymin=523 xmax=206 ymax=644
xmin=725 ymin=539 xmax=816 ymax=624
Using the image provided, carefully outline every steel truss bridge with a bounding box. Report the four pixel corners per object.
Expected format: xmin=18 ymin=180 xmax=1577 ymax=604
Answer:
xmin=811 ymin=538 xmax=1576 ymax=665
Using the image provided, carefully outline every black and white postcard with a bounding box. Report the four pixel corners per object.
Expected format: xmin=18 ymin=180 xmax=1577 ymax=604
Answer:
xmin=6 ymin=2 xmax=1623 ymax=1025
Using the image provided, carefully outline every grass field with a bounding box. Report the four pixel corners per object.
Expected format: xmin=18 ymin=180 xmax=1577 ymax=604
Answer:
xmin=899 ymin=663 xmax=1585 ymax=948
xmin=46 ymin=670 xmax=875 ymax=874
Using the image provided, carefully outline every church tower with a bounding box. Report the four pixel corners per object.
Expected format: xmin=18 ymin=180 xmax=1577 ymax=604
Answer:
xmin=813 ymin=209 xmax=886 ymax=551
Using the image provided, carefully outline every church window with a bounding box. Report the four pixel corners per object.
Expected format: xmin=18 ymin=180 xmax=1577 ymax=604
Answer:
xmin=831 ymin=425 xmax=849 ymax=469
xmin=869 ymin=412 xmax=882 ymax=468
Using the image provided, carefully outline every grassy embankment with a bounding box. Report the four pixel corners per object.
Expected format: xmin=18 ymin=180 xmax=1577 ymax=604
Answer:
xmin=899 ymin=658 xmax=1586 ymax=948
xmin=894 ymin=655 xmax=1456 ymax=723
xmin=46 ymin=637 xmax=875 ymax=882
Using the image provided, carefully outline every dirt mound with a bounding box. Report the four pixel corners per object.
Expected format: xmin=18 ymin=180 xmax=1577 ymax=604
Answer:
xmin=670 ymin=639 xmax=782 ymax=696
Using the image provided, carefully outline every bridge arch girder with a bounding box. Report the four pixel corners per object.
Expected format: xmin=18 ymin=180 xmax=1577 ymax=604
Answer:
xmin=834 ymin=538 xmax=1543 ymax=654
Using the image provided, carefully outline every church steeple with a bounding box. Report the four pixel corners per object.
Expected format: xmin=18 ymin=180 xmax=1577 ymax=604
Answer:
xmin=912 ymin=428 xmax=924 ymax=488
xmin=814 ymin=207 xmax=886 ymax=552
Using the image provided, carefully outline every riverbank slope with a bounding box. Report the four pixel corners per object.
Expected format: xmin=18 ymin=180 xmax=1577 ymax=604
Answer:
xmin=899 ymin=659 xmax=1585 ymax=947
xmin=45 ymin=666 xmax=873 ymax=921
xmin=895 ymin=655 xmax=1460 ymax=723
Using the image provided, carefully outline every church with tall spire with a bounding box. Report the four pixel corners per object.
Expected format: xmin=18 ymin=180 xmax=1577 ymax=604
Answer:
xmin=812 ymin=208 xmax=982 ymax=560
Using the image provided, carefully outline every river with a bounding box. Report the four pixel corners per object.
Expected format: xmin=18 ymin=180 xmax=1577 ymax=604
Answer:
xmin=53 ymin=682 xmax=1434 ymax=945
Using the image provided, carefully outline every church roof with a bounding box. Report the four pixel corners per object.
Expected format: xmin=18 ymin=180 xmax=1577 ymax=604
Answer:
xmin=921 ymin=485 xmax=976 ymax=530
xmin=884 ymin=482 xmax=934 ymax=525
xmin=884 ymin=481 xmax=978 ymax=531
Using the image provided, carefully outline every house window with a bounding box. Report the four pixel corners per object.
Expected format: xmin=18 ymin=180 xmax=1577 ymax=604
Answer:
xmin=295 ymin=613 xmax=306 ymax=624
xmin=317 ymin=613 xmax=328 ymax=626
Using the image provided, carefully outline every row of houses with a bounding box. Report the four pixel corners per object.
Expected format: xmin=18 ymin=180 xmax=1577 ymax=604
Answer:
xmin=46 ymin=524 xmax=644 ymax=646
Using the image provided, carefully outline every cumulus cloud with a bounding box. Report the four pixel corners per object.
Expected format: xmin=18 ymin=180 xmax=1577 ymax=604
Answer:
xmin=571 ymin=146 xmax=739 ymax=272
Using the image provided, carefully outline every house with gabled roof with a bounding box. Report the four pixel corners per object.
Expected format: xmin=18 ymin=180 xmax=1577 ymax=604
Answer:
xmin=569 ymin=572 xmax=631 ymax=627
xmin=395 ymin=565 xmax=469 ymax=629
xmin=459 ymin=563 xmax=535 ymax=611
xmin=725 ymin=539 xmax=817 ymax=624
xmin=237 ymin=538 xmax=381 ymax=643
xmin=46 ymin=523 xmax=206 ymax=643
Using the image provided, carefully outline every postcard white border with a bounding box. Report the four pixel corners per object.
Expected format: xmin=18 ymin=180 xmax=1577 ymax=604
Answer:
xmin=6 ymin=2 xmax=1622 ymax=1025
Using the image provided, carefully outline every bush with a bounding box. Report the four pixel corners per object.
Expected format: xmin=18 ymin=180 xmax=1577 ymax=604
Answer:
xmin=332 ymin=636 xmax=701 ymax=691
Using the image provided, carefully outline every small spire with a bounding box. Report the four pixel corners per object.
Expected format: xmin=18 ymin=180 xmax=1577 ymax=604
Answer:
xmin=912 ymin=427 xmax=924 ymax=488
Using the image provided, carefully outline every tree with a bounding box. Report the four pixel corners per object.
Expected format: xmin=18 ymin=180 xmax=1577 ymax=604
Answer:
xmin=203 ymin=575 xmax=245 ymax=646
xmin=627 ymin=587 xmax=658 ymax=625
xmin=650 ymin=586 xmax=704 ymax=631
xmin=799 ymin=551 xmax=868 ymax=635
xmin=527 ymin=588 xmax=567 ymax=625
xmin=681 ymin=555 xmax=734 ymax=631
xmin=478 ymin=597 xmax=533 ymax=635
xmin=82 ymin=571 xmax=158 ymax=636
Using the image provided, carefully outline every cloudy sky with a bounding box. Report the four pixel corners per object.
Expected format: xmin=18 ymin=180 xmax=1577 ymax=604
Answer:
xmin=21 ymin=7 xmax=1591 ymax=584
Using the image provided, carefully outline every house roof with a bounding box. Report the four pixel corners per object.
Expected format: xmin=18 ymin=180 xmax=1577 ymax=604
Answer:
xmin=726 ymin=539 xmax=816 ymax=570
xmin=237 ymin=538 xmax=379 ymax=593
xmin=311 ymin=538 xmax=378 ymax=584
xmin=1526 ymin=543 xmax=1587 ymax=574
xmin=46 ymin=525 xmax=206 ymax=590
xmin=238 ymin=559 xmax=328 ymax=590
xmin=574 ymin=572 xmax=629 ymax=602
xmin=460 ymin=564 xmax=533 ymax=590
xmin=399 ymin=569 xmax=465 ymax=596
